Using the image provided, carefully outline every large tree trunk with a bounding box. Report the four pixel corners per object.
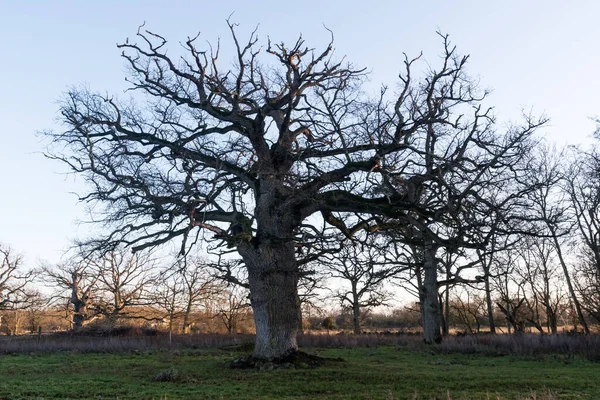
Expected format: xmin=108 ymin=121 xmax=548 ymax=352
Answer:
xmin=241 ymin=237 xmax=301 ymax=360
xmin=237 ymin=178 xmax=303 ymax=360
xmin=420 ymin=243 xmax=442 ymax=344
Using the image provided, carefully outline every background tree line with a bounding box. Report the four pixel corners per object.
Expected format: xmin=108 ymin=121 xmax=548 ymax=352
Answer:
xmin=4 ymin=142 xmax=600 ymax=340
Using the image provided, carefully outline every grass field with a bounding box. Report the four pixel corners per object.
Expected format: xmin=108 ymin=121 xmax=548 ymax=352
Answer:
xmin=0 ymin=341 xmax=598 ymax=399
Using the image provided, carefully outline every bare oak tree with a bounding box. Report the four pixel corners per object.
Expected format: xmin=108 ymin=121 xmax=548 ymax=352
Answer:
xmin=528 ymin=145 xmax=589 ymax=333
xmin=565 ymin=134 xmax=600 ymax=325
xmin=372 ymin=57 xmax=544 ymax=342
xmin=93 ymin=248 xmax=156 ymax=322
xmin=0 ymin=245 xmax=34 ymax=311
xmin=449 ymin=287 xmax=486 ymax=334
xmin=46 ymin=23 xmax=544 ymax=356
xmin=324 ymin=235 xmax=397 ymax=334
xmin=514 ymin=236 xmax=566 ymax=334
xmin=216 ymin=284 xmax=251 ymax=334
xmin=41 ymin=255 xmax=101 ymax=330
xmin=152 ymin=255 xmax=218 ymax=333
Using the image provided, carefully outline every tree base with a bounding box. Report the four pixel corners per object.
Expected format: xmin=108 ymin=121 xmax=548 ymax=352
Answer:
xmin=229 ymin=350 xmax=343 ymax=370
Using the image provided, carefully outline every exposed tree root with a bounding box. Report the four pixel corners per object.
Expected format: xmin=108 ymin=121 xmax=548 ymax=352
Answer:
xmin=229 ymin=350 xmax=344 ymax=370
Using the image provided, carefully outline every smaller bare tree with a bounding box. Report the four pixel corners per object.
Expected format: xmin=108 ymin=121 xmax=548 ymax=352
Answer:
xmin=216 ymin=284 xmax=251 ymax=334
xmin=449 ymin=288 xmax=486 ymax=334
xmin=324 ymin=236 xmax=397 ymax=334
xmin=177 ymin=257 xmax=219 ymax=333
xmin=515 ymin=237 xmax=567 ymax=334
xmin=0 ymin=245 xmax=33 ymax=310
xmin=151 ymin=255 xmax=218 ymax=334
xmin=0 ymin=245 xmax=36 ymax=334
xmin=92 ymin=248 xmax=157 ymax=323
xmin=41 ymin=256 xmax=101 ymax=331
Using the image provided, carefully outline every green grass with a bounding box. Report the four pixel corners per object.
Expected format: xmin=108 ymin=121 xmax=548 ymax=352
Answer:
xmin=0 ymin=346 xmax=597 ymax=399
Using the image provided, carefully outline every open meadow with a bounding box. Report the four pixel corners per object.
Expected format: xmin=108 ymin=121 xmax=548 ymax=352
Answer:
xmin=0 ymin=333 xmax=599 ymax=399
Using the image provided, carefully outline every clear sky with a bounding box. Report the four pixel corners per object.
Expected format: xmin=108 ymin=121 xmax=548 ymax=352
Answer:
xmin=1 ymin=0 xmax=599 ymax=267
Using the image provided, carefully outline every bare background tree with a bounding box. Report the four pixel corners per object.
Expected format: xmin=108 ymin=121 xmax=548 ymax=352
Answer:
xmin=93 ymin=248 xmax=156 ymax=322
xmin=324 ymin=235 xmax=397 ymax=334
xmin=41 ymin=255 xmax=101 ymax=331
xmin=0 ymin=246 xmax=33 ymax=310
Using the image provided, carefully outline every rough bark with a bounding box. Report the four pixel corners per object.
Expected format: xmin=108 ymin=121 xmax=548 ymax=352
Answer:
xmin=244 ymin=242 xmax=301 ymax=359
xmin=420 ymin=244 xmax=442 ymax=344
xmin=239 ymin=181 xmax=302 ymax=359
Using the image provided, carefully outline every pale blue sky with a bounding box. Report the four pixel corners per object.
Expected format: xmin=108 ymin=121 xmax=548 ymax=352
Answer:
xmin=1 ymin=1 xmax=599 ymax=266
